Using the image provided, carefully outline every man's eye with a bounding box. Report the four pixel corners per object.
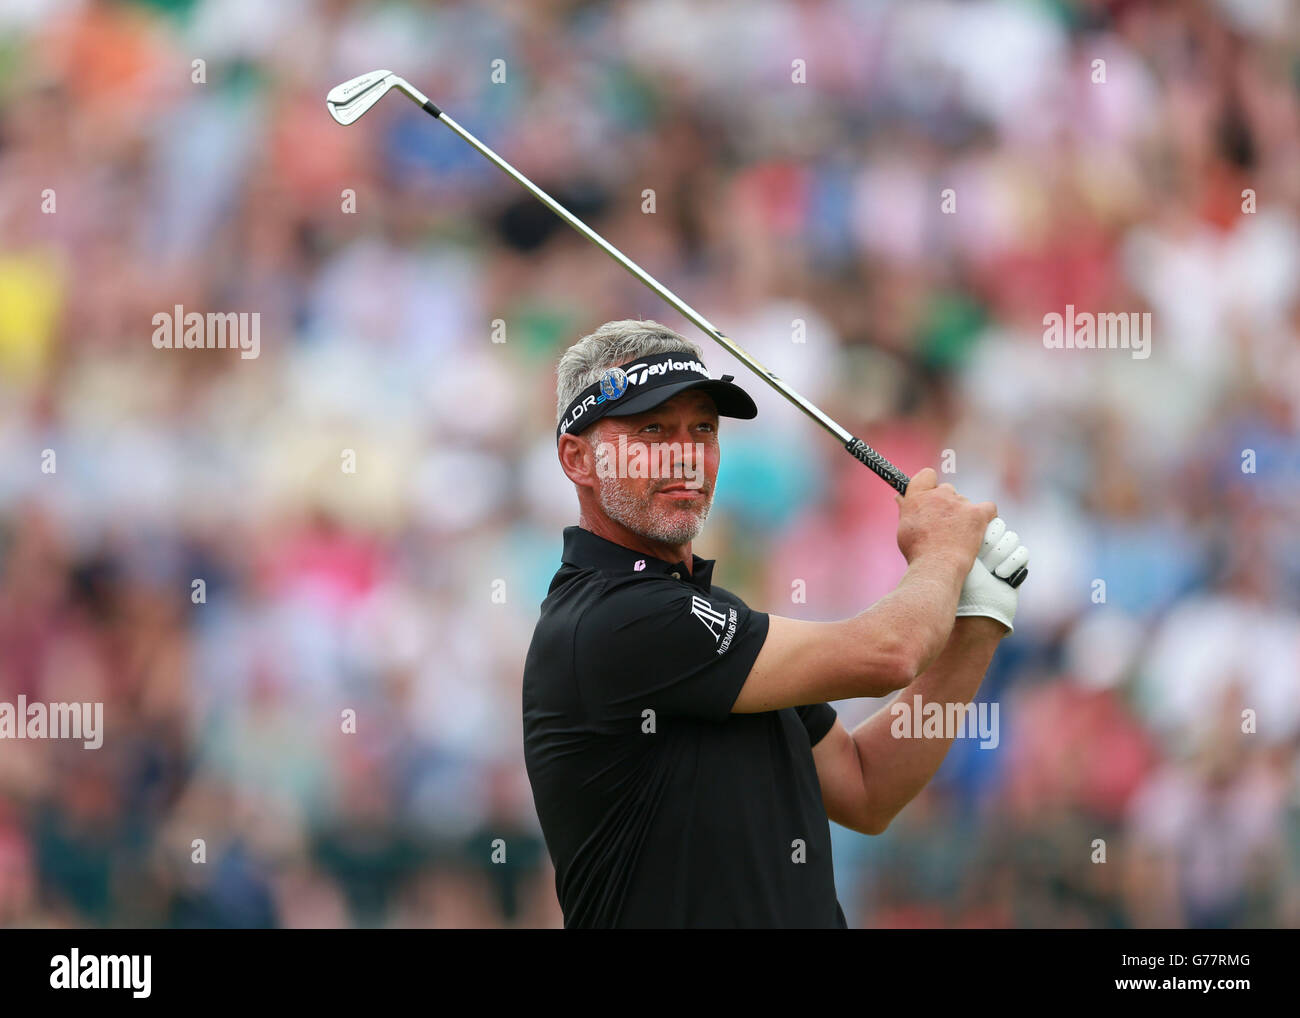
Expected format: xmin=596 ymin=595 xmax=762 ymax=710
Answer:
xmin=697 ymin=422 xmax=715 ymax=433
xmin=641 ymin=423 xmax=661 ymax=433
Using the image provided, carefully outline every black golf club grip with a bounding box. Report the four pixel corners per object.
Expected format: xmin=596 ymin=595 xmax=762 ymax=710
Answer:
xmin=845 ymin=437 xmax=1028 ymax=589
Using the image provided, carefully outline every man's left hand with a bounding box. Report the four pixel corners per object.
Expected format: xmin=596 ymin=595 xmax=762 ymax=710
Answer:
xmin=954 ymin=517 xmax=1028 ymax=635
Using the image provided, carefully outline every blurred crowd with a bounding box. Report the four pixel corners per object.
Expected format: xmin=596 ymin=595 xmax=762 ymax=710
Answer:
xmin=1 ymin=0 xmax=1298 ymax=928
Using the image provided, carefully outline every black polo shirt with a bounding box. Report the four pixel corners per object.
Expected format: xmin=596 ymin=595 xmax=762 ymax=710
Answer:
xmin=522 ymin=525 xmax=846 ymax=928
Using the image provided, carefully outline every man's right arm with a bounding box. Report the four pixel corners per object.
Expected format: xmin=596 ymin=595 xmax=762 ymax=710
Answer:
xmin=730 ymin=468 xmax=995 ymax=714
xmin=731 ymin=548 xmax=969 ymax=712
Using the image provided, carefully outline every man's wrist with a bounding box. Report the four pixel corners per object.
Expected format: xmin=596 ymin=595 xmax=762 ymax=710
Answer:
xmin=906 ymin=547 xmax=975 ymax=586
xmin=952 ymin=614 xmax=1009 ymax=642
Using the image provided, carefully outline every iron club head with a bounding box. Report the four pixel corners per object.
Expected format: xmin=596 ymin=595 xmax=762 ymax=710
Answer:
xmin=325 ymin=69 xmax=396 ymax=124
xmin=326 ymin=69 xmax=432 ymax=124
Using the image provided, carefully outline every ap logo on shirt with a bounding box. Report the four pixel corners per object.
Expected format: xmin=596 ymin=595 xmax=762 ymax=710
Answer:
xmin=690 ymin=596 xmax=728 ymax=642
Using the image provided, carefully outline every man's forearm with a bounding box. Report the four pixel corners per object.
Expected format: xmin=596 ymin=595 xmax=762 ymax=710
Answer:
xmin=855 ymin=550 xmax=971 ymax=683
xmin=850 ymin=616 xmax=1004 ymax=833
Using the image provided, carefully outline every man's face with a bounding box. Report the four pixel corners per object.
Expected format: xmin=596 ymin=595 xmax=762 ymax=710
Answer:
xmin=588 ymin=390 xmax=721 ymax=547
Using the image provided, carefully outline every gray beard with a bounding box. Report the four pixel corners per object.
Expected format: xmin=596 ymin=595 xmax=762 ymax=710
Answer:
xmin=596 ymin=474 xmax=712 ymax=547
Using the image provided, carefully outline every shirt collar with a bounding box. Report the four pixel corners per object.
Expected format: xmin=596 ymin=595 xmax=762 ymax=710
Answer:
xmin=561 ymin=525 xmax=715 ymax=593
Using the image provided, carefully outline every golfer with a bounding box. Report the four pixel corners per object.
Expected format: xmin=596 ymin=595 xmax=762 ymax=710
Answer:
xmin=523 ymin=320 xmax=1028 ymax=928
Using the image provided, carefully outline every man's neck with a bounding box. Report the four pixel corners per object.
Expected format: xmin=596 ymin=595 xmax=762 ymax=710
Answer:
xmin=577 ymin=510 xmax=693 ymax=573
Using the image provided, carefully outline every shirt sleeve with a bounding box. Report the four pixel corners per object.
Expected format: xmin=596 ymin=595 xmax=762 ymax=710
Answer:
xmin=796 ymin=703 xmax=838 ymax=748
xmin=573 ymin=579 xmax=769 ymax=725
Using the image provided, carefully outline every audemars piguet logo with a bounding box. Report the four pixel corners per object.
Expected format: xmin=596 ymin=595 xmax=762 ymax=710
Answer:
xmin=689 ymin=597 xmax=739 ymax=653
xmin=690 ymin=596 xmax=727 ymax=641
xmin=690 ymin=596 xmax=738 ymax=654
xmin=717 ymin=607 xmax=738 ymax=654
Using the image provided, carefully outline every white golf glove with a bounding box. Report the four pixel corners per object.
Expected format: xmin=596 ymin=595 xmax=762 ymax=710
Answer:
xmin=955 ymin=517 xmax=1028 ymax=635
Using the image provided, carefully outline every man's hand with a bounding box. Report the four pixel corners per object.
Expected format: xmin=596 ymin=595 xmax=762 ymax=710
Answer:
xmin=955 ymin=517 xmax=1029 ymax=634
xmin=895 ymin=468 xmax=997 ymax=572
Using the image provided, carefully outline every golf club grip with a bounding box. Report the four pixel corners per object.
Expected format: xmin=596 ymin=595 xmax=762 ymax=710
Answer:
xmin=845 ymin=437 xmax=910 ymax=494
xmin=844 ymin=437 xmax=1027 ymax=589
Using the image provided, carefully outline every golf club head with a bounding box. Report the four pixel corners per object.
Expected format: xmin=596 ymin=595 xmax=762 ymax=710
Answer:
xmin=326 ymin=69 xmax=396 ymax=125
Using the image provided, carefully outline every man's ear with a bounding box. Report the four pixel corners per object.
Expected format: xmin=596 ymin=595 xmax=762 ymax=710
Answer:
xmin=558 ymin=432 xmax=598 ymax=488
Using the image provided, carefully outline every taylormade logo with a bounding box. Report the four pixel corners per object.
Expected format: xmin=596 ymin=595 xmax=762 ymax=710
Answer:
xmin=620 ymin=359 xmax=708 ymax=384
xmin=559 ymin=359 xmax=711 ymax=434
xmin=50 ymin=949 xmax=151 ymax=998
xmin=340 ymin=77 xmax=379 ymax=98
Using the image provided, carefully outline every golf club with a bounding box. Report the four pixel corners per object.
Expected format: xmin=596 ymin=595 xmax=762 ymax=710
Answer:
xmin=325 ymin=69 xmax=1027 ymax=589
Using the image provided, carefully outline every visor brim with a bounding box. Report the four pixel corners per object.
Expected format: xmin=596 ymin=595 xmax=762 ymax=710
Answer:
xmin=600 ymin=378 xmax=758 ymax=422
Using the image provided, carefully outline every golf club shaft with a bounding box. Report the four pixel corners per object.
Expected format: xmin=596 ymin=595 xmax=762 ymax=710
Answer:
xmin=406 ymin=90 xmax=1026 ymax=588
xmin=424 ymin=109 xmax=893 ymax=470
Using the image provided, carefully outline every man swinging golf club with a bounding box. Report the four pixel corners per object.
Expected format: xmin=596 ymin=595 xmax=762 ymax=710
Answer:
xmin=522 ymin=320 xmax=1028 ymax=929
xmin=325 ymin=69 xmax=1029 ymax=928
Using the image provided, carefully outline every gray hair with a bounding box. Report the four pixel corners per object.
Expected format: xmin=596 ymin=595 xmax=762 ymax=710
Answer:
xmin=555 ymin=319 xmax=704 ymax=427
